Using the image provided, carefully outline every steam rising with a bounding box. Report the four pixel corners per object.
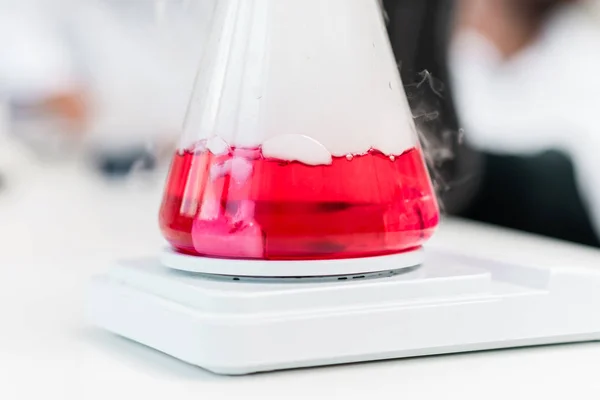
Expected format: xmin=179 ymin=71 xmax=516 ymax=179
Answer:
xmin=407 ymin=70 xmax=477 ymax=213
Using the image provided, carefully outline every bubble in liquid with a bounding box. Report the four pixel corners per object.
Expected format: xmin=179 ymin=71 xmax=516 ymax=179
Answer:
xmin=209 ymin=157 xmax=254 ymax=184
xmin=227 ymin=157 xmax=254 ymax=184
xmin=346 ymin=154 xmax=354 ymax=161
xmin=390 ymin=155 xmax=396 ymax=161
xmin=207 ymin=136 xmax=230 ymax=156
xmin=192 ymin=217 xmax=265 ymax=259
xmin=233 ymin=147 xmax=262 ymax=160
xmin=210 ymin=161 xmax=229 ymax=180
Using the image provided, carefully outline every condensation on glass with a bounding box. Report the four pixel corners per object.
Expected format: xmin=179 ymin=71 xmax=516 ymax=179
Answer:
xmin=159 ymin=0 xmax=439 ymax=261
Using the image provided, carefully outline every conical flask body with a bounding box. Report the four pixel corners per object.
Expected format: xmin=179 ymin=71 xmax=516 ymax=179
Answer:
xmin=160 ymin=0 xmax=439 ymax=260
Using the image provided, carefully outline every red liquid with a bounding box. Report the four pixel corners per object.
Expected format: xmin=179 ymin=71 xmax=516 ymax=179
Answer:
xmin=159 ymin=146 xmax=439 ymax=260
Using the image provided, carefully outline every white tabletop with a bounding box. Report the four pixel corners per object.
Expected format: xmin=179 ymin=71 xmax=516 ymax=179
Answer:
xmin=2 ymin=162 xmax=600 ymax=399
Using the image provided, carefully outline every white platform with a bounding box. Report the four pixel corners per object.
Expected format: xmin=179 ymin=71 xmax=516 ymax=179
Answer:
xmin=87 ymin=247 xmax=600 ymax=375
xmin=161 ymin=247 xmax=424 ymax=277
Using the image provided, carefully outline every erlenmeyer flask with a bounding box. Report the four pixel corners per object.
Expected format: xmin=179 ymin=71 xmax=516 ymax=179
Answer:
xmin=159 ymin=0 xmax=439 ymax=261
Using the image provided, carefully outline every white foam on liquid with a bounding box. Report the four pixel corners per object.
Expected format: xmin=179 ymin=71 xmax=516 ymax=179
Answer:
xmin=262 ymin=134 xmax=332 ymax=165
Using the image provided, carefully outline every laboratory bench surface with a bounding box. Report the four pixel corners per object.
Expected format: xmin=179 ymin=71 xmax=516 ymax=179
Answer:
xmin=2 ymin=163 xmax=600 ymax=399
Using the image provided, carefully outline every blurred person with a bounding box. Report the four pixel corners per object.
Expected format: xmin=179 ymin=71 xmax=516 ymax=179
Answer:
xmin=450 ymin=0 xmax=599 ymax=156
xmin=448 ymin=0 xmax=600 ymax=245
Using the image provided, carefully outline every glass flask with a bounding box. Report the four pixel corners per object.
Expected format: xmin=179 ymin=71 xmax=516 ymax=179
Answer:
xmin=159 ymin=0 xmax=440 ymax=261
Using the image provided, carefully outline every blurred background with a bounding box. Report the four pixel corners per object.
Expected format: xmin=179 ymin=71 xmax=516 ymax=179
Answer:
xmin=0 ymin=0 xmax=214 ymax=180
xmin=2 ymin=0 xmax=600 ymax=247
